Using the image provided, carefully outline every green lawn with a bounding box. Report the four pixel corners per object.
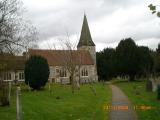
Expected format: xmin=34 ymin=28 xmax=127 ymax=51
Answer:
xmin=115 ymin=81 xmax=160 ymax=120
xmin=0 ymin=83 xmax=111 ymax=120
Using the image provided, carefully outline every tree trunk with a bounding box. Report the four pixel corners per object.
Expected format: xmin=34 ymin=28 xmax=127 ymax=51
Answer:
xmin=70 ymin=75 xmax=74 ymax=94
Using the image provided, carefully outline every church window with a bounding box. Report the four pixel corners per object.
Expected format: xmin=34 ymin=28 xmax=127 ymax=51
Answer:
xmin=3 ymin=72 xmax=11 ymax=80
xmin=60 ymin=69 xmax=67 ymax=77
xmin=19 ymin=72 xmax=24 ymax=80
xmin=56 ymin=69 xmax=59 ymax=73
xmin=81 ymin=68 xmax=88 ymax=76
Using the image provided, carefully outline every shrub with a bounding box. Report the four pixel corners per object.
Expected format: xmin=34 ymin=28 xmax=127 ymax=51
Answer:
xmin=24 ymin=55 xmax=49 ymax=90
xmin=157 ymin=85 xmax=160 ymax=100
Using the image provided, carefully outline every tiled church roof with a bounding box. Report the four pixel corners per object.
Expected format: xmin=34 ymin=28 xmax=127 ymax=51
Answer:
xmin=0 ymin=54 xmax=26 ymax=70
xmin=28 ymin=49 xmax=94 ymax=66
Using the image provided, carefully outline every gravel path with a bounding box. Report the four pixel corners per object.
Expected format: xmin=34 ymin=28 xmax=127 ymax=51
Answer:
xmin=109 ymin=85 xmax=138 ymax=120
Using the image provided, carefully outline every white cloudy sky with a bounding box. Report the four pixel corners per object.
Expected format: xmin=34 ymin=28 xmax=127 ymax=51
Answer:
xmin=23 ymin=0 xmax=160 ymax=51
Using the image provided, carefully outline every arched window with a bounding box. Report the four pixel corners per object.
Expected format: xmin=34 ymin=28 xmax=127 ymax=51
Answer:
xmin=81 ymin=68 xmax=88 ymax=76
xmin=60 ymin=69 xmax=67 ymax=77
xmin=3 ymin=72 xmax=11 ymax=80
xmin=19 ymin=72 xmax=24 ymax=80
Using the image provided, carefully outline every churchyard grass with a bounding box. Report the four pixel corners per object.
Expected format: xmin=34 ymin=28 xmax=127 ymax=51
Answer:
xmin=0 ymin=82 xmax=111 ymax=120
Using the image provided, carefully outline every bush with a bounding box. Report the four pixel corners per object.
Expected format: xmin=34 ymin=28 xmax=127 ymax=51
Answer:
xmin=24 ymin=55 xmax=49 ymax=90
xmin=157 ymin=85 xmax=160 ymax=100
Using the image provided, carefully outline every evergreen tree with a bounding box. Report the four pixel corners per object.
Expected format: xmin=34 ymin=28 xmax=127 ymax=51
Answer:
xmin=156 ymin=43 xmax=160 ymax=54
xmin=137 ymin=46 xmax=153 ymax=77
xmin=115 ymin=38 xmax=139 ymax=81
xmin=97 ymin=48 xmax=116 ymax=80
xmin=24 ymin=55 xmax=49 ymax=90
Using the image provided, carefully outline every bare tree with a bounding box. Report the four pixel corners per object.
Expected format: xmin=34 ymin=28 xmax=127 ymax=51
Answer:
xmin=60 ymin=37 xmax=97 ymax=95
xmin=0 ymin=0 xmax=38 ymax=106
xmin=0 ymin=54 xmax=11 ymax=106
xmin=59 ymin=34 xmax=82 ymax=93
xmin=0 ymin=0 xmax=38 ymax=54
xmin=45 ymin=34 xmax=81 ymax=93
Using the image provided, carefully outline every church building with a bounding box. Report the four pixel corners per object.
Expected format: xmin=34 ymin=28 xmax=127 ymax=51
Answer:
xmin=28 ymin=14 xmax=98 ymax=84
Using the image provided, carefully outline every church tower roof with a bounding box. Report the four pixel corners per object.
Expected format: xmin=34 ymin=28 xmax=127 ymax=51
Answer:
xmin=77 ymin=14 xmax=95 ymax=47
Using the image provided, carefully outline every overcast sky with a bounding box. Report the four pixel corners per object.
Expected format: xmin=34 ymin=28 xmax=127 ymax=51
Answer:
xmin=23 ymin=0 xmax=160 ymax=51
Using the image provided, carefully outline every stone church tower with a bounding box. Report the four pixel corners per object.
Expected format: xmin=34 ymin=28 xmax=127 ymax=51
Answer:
xmin=77 ymin=14 xmax=98 ymax=81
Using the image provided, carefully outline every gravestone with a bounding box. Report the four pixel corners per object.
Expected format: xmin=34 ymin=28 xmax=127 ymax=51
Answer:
xmin=152 ymin=79 xmax=157 ymax=92
xmin=146 ymin=80 xmax=153 ymax=92
xmin=16 ymin=87 xmax=22 ymax=120
xmin=157 ymin=85 xmax=160 ymax=100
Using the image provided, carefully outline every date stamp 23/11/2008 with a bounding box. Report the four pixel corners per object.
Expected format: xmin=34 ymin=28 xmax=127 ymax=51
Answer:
xmin=103 ymin=104 xmax=155 ymax=111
